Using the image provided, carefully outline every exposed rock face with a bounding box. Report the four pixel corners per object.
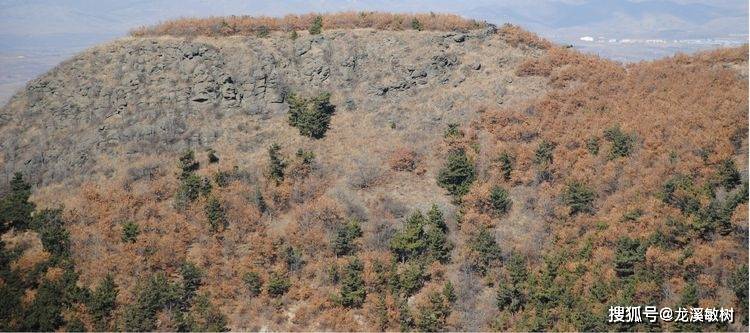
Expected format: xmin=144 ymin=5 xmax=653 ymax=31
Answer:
xmin=0 ymin=29 xmax=546 ymax=186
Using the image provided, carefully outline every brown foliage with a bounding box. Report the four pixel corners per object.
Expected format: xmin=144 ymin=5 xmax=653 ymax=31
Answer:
xmin=388 ymin=148 xmax=418 ymax=172
xmin=131 ymin=12 xmax=489 ymax=37
xmin=463 ymin=44 xmax=748 ymax=329
xmin=497 ymin=23 xmax=552 ymax=50
xmin=6 ymin=22 xmax=747 ymax=330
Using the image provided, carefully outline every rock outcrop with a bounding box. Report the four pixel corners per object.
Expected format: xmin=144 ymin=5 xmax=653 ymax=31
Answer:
xmin=0 ymin=28 xmax=546 ymax=186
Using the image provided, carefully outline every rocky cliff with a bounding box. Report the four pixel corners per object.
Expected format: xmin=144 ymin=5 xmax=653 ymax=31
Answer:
xmin=0 ymin=27 xmax=545 ymax=188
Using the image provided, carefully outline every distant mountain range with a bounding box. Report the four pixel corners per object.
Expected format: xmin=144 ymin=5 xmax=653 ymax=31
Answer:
xmin=466 ymin=0 xmax=747 ymax=39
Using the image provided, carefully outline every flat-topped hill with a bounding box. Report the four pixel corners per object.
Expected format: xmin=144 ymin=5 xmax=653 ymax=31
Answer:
xmin=0 ymin=25 xmax=548 ymax=187
xmin=0 ymin=14 xmax=747 ymax=331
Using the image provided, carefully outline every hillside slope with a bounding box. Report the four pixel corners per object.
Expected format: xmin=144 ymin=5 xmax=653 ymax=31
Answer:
xmin=0 ymin=26 xmax=543 ymax=188
xmin=0 ymin=16 xmax=747 ymax=332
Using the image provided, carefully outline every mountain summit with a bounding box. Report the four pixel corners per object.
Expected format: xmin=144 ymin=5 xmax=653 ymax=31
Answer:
xmin=0 ymin=13 xmax=747 ymax=332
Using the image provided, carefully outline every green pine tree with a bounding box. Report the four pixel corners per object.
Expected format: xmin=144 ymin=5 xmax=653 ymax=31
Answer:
xmin=88 ymin=274 xmax=118 ymax=330
xmin=563 ymin=181 xmax=596 ymax=215
xmin=180 ymin=262 xmax=203 ymax=304
xmin=308 ymin=15 xmax=323 ymax=35
xmin=268 ymin=143 xmax=286 ymax=184
xmin=425 ymin=206 xmax=453 ymax=264
xmin=243 ymin=271 xmax=263 ymax=297
xmin=468 ymin=227 xmax=502 ymax=275
xmin=340 ymin=258 xmax=366 ymax=308
xmin=178 ymin=149 xmax=199 ymax=180
xmin=35 ymin=209 xmax=71 ymax=259
xmin=498 ymin=152 xmax=514 ymax=181
xmin=121 ymin=221 xmax=139 ymax=243
xmin=204 ymin=196 xmax=227 ymax=232
xmin=416 ymin=291 xmax=451 ymax=332
xmin=0 ymin=172 xmax=35 ymax=232
xmin=443 ymin=281 xmax=456 ymax=303
xmin=603 ymin=125 xmax=636 ymax=159
xmin=614 ymin=237 xmax=644 ymax=277
xmin=333 ymin=219 xmax=363 ymax=256
xmin=437 ymin=149 xmax=476 ymax=197
xmin=287 ymin=92 xmax=336 ymax=139
xmin=533 ymin=140 xmax=556 ymax=166
xmin=390 ymin=211 xmax=427 ymax=262
xmin=490 ymin=186 xmax=512 ymax=216
xmin=267 ymin=272 xmax=291 ymax=297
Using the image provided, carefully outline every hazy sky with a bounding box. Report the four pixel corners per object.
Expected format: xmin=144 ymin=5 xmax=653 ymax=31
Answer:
xmin=0 ymin=0 xmax=747 ymax=38
xmin=0 ymin=0 xmax=747 ymax=103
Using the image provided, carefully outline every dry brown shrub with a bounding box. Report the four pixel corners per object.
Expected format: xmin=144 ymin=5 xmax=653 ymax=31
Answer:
xmin=130 ymin=12 xmax=488 ymax=37
xmin=388 ymin=148 xmax=418 ymax=172
xmin=3 ymin=231 xmax=49 ymax=273
xmin=463 ymin=182 xmax=500 ymax=218
xmin=634 ymin=280 xmax=661 ymax=303
xmin=470 ymin=45 xmax=747 ymax=327
xmin=497 ymin=23 xmax=552 ymax=50
xmin=22 ymin=289 xmax=36 ymax=306
xmin=44 ymin=266 xmax=65 ymax=282
xmin=268 ymin=182 xmax=293 ymax=211
xmin=347 ymin=157 xmax=385 ymax=190
xmin=516 ymin=58 xmax=553 ymax=77
xmin=362 ymin=292 xmax=400 ymax=330
xmin=516 ymin=46 xmax=624 ymax=89
xmin=293 ymin=196 xmax=345 ymax=233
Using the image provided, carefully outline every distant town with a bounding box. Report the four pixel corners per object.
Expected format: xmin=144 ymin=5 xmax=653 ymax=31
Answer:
xmin=578 ymin=35 xmax=747 ymax=47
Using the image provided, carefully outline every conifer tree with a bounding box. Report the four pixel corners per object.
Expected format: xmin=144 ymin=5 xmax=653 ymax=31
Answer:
xmin=340 ymin=258 xmax=366 ymax=308
xmin=715 ymin=158 xmax=741 ymax=190
xmin=88 ymin=274 xmax=118 ymax=330
xmin=35 ymin=209 xmax=71 ymax=259
xmin=333 ymin=219 xmax=363 ymax=256
xmin=614 ymin=237 xmax=644 ymax=277
xmin=267 ymin=272 xmax=291 ymax=297
xmin=390 ymin=211 xmax=427 ymax=262
xmin=468 ymin=227 xmax=502 ymax=275
xmin=254 ymin=187 xmax=267 ymax=213
xmin=437 ymin=149 xmax=476 ymax=197
xmin=490 ymin=186 xmax=512 ymax=216
xmin=243 ymin=271 xmax=263 ymax=297
xmin=308 ymin=15 xmax=323 ymax=35
xmin=603 ymin=125 xmax=636 ymax=159
xmin=22 ymin=278 xmax=65 ymax=331
xmin=399 ymin=262 xmax=426 ymax=296
xmin=287 ymin=92 xmax=336 ymax=139
xmin=178 ymin=149 xmax=199 ymax=180
xmin=425 ymin=205 xmax=453 ymax=263
xmin=563 ymin=181 xmax=596 ymax=215
xmin=443 ymin=281 xmax=456 ymax=303
xmin=417 ymin=291 xmax=451 ymax=332
xmin=498 ymin=152 xmax=514 ymax=181
xmin=0 ymin=172 xmax=35 ymax=232
xmin=121 ymin=221 xmax=139 ymax=243
xmin=533 ymin=140 xmax=556 ymax=166
xmin=268 ymin=143 xmax=286 ymax=184
xmin=427 ymin=204 xmax=448 ymax=232
xmin=180 ymin=262 xmax=203 ymax=305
